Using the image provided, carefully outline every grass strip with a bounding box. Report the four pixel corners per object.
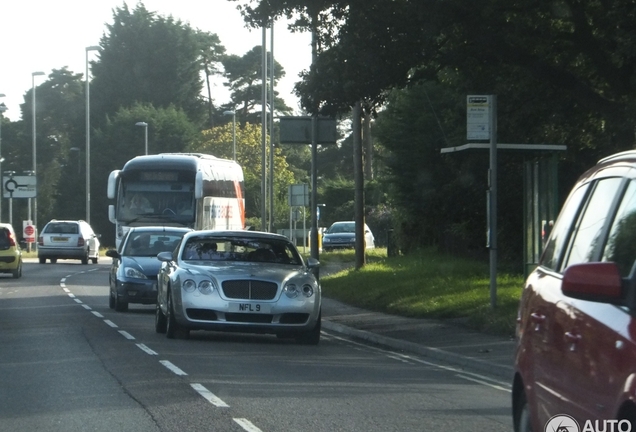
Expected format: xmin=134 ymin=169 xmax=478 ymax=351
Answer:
xmin=319 ymin=247 xmax=523 ymax=337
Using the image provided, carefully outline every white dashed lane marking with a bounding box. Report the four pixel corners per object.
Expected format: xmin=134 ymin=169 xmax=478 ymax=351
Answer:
xmin=190 ymin=383 xmax=230 ymax=407
xmin=160 ymin=360 xmax=188 ymax=376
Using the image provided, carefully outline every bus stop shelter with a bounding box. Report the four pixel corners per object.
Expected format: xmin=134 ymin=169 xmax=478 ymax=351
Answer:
xmin=440 ymin=143 xmax=566 ymax=277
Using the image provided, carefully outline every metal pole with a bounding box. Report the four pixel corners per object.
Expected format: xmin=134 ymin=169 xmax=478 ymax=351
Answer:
xmin=260 ymin=24 xmax=267 ymax=231
xmin=0 ymin=98 xmax=4 ymax=223
xmin=85 ymin=46 xmax=99 ymax=224
xmin=310 ymin=14 xmax=319 ymax=261
xmin=232 ymin=112 xmax=236 ymax=161
xmin=31 ymin=76 xmax=35 ymax=241
xmin=144 ymin=124 xmax=148 ymax=155
xmin=86 ymin=49 xmax=90 ymax=223
xmin=269 ymin=23 xmax=275 ymax=233
xmin=489 ymin=95 xmax=498 ymax=309
xmin=31 ymin=72 xmax=44 ymax=250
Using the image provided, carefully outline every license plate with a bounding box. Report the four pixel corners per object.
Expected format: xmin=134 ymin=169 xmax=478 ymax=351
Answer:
xmin=229 ymin=302 xmax=270 ymax=313
xmin=52 ymin=237 xmax=69 ymax=242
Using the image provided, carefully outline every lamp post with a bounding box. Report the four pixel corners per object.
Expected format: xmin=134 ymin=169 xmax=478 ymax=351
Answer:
xmin=223 ymin=110 xmax=236 ymax=161
xmin=5 ymin=170 xmax=14 ymax=226
xmin=85 ymin=45 xmax=99 ymax=224
xmin=135 ymin=122 xmax=148 ymax=155
xmin=31 ymin=71 xmax=45 ymax=251
xmin=0 ymin=95 xmax=6 ymax=223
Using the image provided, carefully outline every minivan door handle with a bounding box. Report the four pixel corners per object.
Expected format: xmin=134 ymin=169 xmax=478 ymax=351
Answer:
xmin=564 ymin=331 xmax=581 ymax=351
xmin=530 ymin=312 xmax=546 ymax=332
xmin=530 ymin=312 xmax=546 ymax=323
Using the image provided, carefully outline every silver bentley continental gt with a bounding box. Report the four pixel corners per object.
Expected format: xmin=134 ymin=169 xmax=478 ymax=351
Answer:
xmin=155 ymin=230 xmax=322 ymax=344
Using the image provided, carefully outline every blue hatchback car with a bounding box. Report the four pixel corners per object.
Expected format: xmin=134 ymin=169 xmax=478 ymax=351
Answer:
xmin=106 ymin=226 xmax=192 ymax=312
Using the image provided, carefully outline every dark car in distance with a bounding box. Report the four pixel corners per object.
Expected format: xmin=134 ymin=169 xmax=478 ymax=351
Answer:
xmin=106 ymin=226 xmax=192 ymax=312
xmin=513 ymin=150 xmax=636 ymax=431
xmin=321 ymin=221 xmax=375 ymax=252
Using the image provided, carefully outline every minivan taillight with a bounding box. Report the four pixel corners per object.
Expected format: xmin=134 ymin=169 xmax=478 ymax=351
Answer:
xmin=8 ymin=232 xmax=16 ymax=247
xmin=77 ymin=237 xmax=85 ymax=247
xmin=37 ymin=236 xmax=43 ymax=246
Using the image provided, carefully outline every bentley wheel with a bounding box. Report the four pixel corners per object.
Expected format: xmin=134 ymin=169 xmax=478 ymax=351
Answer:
xmin=296 ymin=311 xmax=321 ymax=345
xmin=155 ymin=302 xmax=167 ymax=334
xmin=166 ymin=292 xmax=188 ymax=339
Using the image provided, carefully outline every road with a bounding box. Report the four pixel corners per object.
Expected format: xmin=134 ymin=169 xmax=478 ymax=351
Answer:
xmin=0 ymin=261 xmax=512 ymax=431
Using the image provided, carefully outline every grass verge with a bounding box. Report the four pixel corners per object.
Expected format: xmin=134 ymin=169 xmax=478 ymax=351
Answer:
xmin=319 ymin=247 xmax=523 ymax=337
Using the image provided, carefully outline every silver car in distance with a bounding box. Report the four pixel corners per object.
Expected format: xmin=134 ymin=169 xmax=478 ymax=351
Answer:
xmin=155 ymin=230 xmax=322 ymax=344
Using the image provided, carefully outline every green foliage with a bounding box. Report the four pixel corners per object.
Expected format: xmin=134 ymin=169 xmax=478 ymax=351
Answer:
xmin=90 ymin=3 xmax=215 ymax=125
xmin=189 ymin=122 xmax=297 ymax=228
xmin=222 ymin=46 xmax=293 ymax=121
xmin=321 ymin=247 xmax=523 ymax=336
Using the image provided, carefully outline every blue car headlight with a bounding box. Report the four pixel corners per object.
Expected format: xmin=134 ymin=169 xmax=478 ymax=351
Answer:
xmin=124 ymin=267 xmax=148 ymax=279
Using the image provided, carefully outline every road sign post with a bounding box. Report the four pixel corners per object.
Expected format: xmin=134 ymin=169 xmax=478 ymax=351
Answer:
xmin=23 ymin=220 xmax=35 ymax=244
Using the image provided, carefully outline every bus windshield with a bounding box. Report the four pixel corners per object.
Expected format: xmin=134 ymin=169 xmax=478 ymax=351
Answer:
xmin=117 ymin=181 xmax=194 ymax=223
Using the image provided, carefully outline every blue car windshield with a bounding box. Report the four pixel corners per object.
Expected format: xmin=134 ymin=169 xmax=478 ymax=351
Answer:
xmin=123 ymin=231 xmax=186 ymax=257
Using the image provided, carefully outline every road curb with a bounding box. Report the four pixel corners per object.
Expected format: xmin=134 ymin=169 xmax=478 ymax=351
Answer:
xmin=322 ymin=319 xmax=515 ymax=381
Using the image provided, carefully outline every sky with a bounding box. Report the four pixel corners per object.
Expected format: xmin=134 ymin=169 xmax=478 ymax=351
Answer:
xmin=0 ymin=0 xmax=313 ymax=122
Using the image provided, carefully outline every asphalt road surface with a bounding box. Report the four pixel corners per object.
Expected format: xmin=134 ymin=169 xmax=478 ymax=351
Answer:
xmin=0 ymin=261 xmax=512 ymax=431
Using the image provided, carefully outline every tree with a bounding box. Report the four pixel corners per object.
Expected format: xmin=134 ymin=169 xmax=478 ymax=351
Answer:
xmin=236 ymin=0 xmax=636 ymax=149
xmin=16 ymin=68 xmax=86 ymax=228
xmin=197 ymin=31 xmax=226 ymax=128
xmin=90 ymin=3 xmax=221 ymax=126
xmin=221 ymin=46 xmax=293 ymax=121
xmin=188 ymin=122 xmax=296 ymax=229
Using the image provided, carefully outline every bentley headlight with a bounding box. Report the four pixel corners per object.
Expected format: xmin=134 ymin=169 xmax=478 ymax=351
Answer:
xmin=183 ymin=279 xmax=197 ymax=293
xmin=302 ymin=284 xmax=314 ymax=298
xmin=284 ymin=283 xmax=299 ymax=298
xmin=198 ymin=280 xmax=215 ymax=295
xmin=124 ymin=267 xmax=147 ymax=279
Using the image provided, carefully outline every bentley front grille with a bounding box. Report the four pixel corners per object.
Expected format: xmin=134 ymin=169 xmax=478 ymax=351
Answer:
xmin=222 ymin=280 xmax=278 ymax=300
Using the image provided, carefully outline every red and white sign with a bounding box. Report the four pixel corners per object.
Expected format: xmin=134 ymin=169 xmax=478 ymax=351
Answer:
xmin=23 ymin=220 xmax=35 ymax=243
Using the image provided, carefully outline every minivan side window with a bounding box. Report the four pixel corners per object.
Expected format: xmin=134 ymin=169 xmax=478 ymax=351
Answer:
xmin=603 ymin=180 xmax=636 ymax=277
xmin=562 ymin=178 xmax=623 ymax=270
xmin=541 ymin=184 xmax=589 ymax=270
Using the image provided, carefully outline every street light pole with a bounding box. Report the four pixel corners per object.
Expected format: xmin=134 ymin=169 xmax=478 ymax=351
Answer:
xmin=31 ymin=71 xmax=45 ymax=251
xmin=223 ymin=110 xmax=236 ymax=161
xmin=85 ymin=46 xmax=99 ymax=224
xmin=0 ymin=95 xmax=7 ymax=223
xmin=135 ymin=122 xmax=148 ymax=155
xmin=5 ymin=170 xmax=14 ymax=226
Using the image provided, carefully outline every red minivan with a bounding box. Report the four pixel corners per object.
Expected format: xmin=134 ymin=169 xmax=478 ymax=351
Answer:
xmin=513 ymin=150 xmax=636 ymax=431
